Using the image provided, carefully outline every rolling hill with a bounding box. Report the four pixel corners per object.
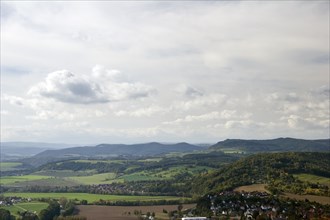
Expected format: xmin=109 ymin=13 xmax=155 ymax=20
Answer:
xmin=191 ymin=152 xmax=330 ymax=196
xmin=20 ymin=142 xmax=202 ymax=167
xmin=210 ymin=137 xmax=330 ymax=152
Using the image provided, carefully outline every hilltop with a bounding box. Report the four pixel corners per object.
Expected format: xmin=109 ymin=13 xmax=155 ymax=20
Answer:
xmin=20 ymin=142 xmax=203 ymax=167
xmin=191 ymin=152 xmax=330 ymax=196
xmin=210 ymin=137 xmax=329 ymax=153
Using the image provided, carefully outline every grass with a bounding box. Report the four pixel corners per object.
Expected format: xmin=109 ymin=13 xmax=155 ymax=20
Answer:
xmin=72 ymin=159 xmax=125 ymax=164
xmin=234 ymin=184 xmax=270 ymax=193
xmin=121 ymin=165 xmax=212 ymax=182
xmin=0 ymin=175 xmax=51 ymax=185
xmin=283 ymin=192 xmax=330 ymax=205
xmin=3 ymin=193 xmax=183 ymax=203
xmin=0 ymin=162 xmax=22 ymax=172
xmin=66 ymin=172 xmax=121 ymax=185
xmin=294 ymin=174 xmax=330 ymax=186
xmin=138 ymin=158 xmax=162 ymax=162
xmin=1 ymin=202 xmax=49 ymax=217
xmin=11 ymin=178 xmax=79 ymax=187
xmin=34 ymin=170 xmax=96 ymax=177
xmin=220 ymin=148 xmax=245 ymax=154
xmin=119 ymin=173 xmax=163 ymax=182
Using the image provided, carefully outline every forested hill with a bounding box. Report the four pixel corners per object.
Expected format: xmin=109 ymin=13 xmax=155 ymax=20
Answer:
xmin=33 ymin=142 xmax=202 ymax=158
xmin=210 ymin=137 xmax=330 ymax=152
xmin=191 ymin=152 xmax=330 ymax=196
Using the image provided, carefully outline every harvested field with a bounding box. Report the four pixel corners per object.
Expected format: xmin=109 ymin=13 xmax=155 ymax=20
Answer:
xmin=283 ymin=192 xmax=330 ymax=205
xmin=76 ymin=204 xmax=196 ymax=220
xmin=234 ymin=184 xmax=270 ymax=193
xmin=234 ymin=184 xmax=330 ymax=205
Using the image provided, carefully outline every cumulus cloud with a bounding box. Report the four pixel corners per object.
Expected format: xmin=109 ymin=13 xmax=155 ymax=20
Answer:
xmin=3 ymin=94 xmax=25 ymax=106
xmin=163 ymin=110 xmax=250 ymax=125
xmin=28 ymin=66 xmax=155 ymax=104
xmin=175 ymin=84 xmax=203 ymax=98
xmin=173 ymin=93 xmax=227 ymax=111
xmin=115 ymin=105 xmax=164 ymax=117
xmin=1 ymin=1 xmax=329 ymax=143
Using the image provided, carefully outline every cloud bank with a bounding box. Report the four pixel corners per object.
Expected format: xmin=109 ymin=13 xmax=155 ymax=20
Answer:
xmin=1 ymin=1 xmax=329 ymax=143
xmin=28 ymin=66 xmax=155 ymax=104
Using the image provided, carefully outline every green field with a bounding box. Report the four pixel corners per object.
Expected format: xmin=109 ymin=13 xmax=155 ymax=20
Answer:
xmin=10 ymin=177 xmax=79 ymax=187
xmin=1 ymin=202 xmax=49 ymax=217
xmin=3 ymin=193 xmax=182 ymax=203
xmin=294 ymin=174 xmax=330 ymax=186
xmin=0 ymin=162 xmax=22 ymax=172
xmin=67 ymin=172 xmax=121 ymax=185
xmin=35 ymin=170 xmax=96 ymax=177
xmin=219 ymin=148 xmax=245 ymax=154
xmin=119 ymin=173 xmax=163 ymax=182
xmin=72 ymin=159 xmax=125 ymax=164
xmin=0 ymin=175 xmax=51 ymax=185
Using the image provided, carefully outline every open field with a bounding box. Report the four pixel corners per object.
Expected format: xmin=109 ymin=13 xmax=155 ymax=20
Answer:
xmin=234 ymin=184 xmax=330 ymax=205
xmin=3 ymin=193 xmax=184 ymax=203
xmin=234 ymin=184 xmax=270 ymax=193
xmin=0 ymin=175 xmax=51 ymax=185
xmin=67 ymin=172 xmax=120 ymax=185
xmin=121 ymin=165 xmax=212 ymax=182
xmin=77 ymin=204 xmax=196 ymax=220
xmin=1 ymin=202 xmax=49 ymax=217
xmin=10 ymin=177 xmax=79 ymax=187
xmin=283 ymin=192 xmax=330 ymax=205
xmin=119 ymin=173 xmax=163 ymax=182
xmin=0 ymin=162 xmax=23 ymax=172
xmin=72 ymin=159 xmax=126 ymax=164
xmin=35 ymin=170 xmax=96 ymax=177
xmin=217 ymin=148 xmax=245 ymax=154
xmin=294 ymin=174 xmax=330 ymax=186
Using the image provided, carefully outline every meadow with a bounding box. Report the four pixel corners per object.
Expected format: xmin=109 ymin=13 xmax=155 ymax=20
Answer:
xmin=3 ymin=192 xmax=183 ymax=203
xmin=0 ymin=163 xmax=212 ymax=187
xmin=283 ymin=192 xmax=330 ymax=205
xmin=67 ymin=172 xmax=121 ymax=185
xmin=0 ymin=175 xmax=50 ymax=185
xmin=0 ymin=162 xmax=22 ymax=172
xmin=234 ymin=184 xmax=270 ymax=193
xmin=1 ymin=202 xmax=49 ymax=217
xmin=294 ymin=173 xmax=330 ymax=186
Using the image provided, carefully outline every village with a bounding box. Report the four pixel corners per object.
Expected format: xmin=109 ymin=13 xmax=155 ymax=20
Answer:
xmin=206 ymin=191 xmax=327 ymax=220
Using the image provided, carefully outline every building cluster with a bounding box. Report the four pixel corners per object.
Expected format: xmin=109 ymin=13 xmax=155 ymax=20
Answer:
xmin=0 ymin=196 xmax=31 ymax=206
xmin=207 ymin=191 xmax=326 ymax=220
xmin=89 ymin=184 xmax=137 ymax=195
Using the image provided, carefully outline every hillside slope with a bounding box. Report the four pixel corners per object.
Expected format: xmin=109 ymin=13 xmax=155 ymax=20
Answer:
xmin=21 ymin=142 xmax=202 ymax=167
xmin=210 ymin=137 xmax=330 ymax=152
xmin=191 ymin=152 xmax=330 ymax=196
xmin=32 ymin=142 xmax=201 ymax=158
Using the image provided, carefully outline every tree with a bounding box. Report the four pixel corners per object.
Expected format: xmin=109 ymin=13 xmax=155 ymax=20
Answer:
xmin=80 ymin=200 xmax=87 ymax=205
xmin=59 ymin=197 xmax=68 ymax=208
xmin=39 ymin=201 xmax=60 ymax=220
xmin=0 ymin=209 xmax=11 ymax=220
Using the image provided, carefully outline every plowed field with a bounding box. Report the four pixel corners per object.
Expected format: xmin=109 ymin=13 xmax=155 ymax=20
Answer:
xmin=77 ymin=204 xmax=196 ymax=220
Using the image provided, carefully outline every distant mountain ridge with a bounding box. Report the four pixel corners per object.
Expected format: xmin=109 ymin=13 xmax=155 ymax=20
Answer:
xmin=33 ymin=142 xmax=202 ymax=158
xmin=210 ymin=137 xmax=330 ymax=152
xmin=0 ymin=142 xmax=77 ymax=160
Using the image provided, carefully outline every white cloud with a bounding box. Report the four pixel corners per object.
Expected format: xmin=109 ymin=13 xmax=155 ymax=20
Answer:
xmin=1 ymin=1 xmax=329 ymax=143
xmin=163 ymin=110 xmax=248 ymax=125
xmin=27 ymin=66 xmax=155 ymax=104
xmin=3 ymin=94 xmax=25 ymax=106
xmin=173 ymin=94 xmax=227 ymax=111
xmin=115 ymin=105 xmax=164 ymax=117
xmin=175 ymin=84 xmax=203 ymax=98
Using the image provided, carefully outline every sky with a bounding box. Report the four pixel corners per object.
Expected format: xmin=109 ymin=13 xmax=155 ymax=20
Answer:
xmin=1 ymin=1 xmax=329 ymax=144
